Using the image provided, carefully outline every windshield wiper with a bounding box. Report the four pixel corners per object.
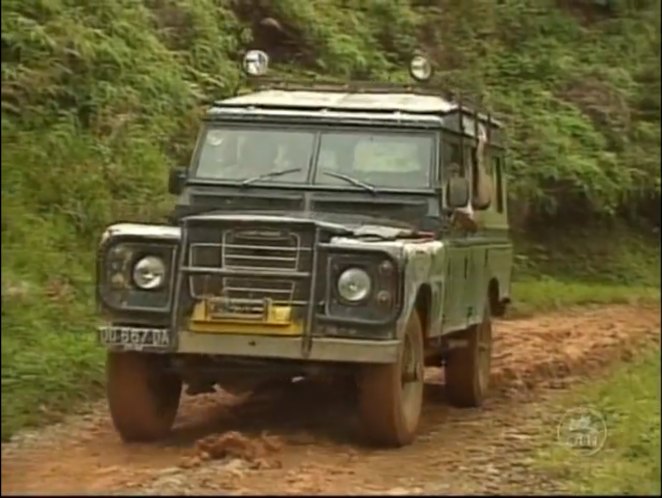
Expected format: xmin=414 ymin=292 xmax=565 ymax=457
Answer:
xmin=322 ymin=171 xmax=378 ymax=195
xmin=240 ymin=167 xmax=302 ymax=187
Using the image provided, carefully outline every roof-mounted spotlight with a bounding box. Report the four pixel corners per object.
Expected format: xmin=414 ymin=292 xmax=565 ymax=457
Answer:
xmin=409 ymin=54 xmax=433 ymax=82
xmin=242 ymin=50 xmax=270 ymax=77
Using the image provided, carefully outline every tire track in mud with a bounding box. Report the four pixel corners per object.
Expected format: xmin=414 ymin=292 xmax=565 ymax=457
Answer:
xmin=2 ymin=304 xmax=660 ymax=495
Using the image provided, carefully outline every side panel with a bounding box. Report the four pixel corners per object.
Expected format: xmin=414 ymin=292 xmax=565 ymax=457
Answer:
xmin=487 ymin=245 xmax=513 ymax=304
xmin=480 ymin=148 xmax=513 ymax=308
xmin=441 ymin=239 xmax=471 ymax=332
xmin=428 ymin=246 xmax=447 ymax=337
xmin=467 ymin=244 xmax=487 ymax=323
xmin=440 ymin=226 xmax=512 ymax=334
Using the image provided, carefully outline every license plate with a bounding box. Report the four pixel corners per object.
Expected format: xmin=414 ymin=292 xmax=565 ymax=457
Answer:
xmin=98 ymin=326 xmax=171 ymax=351
xmin=207 ymin=298 xmax=267 ymax=320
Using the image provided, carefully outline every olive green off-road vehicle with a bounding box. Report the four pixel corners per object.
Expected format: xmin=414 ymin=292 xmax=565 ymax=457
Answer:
xmin=96 ymin=52 xmax=513 ymax=447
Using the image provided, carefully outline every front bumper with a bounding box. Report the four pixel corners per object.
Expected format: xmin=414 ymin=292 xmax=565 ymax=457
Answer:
xmin=178 ymin=330 xmax=399 ymax=363
xmin=98 ymin=326 xmax=400 ymax=364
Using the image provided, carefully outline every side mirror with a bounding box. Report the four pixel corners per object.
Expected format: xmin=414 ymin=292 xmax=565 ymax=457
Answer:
xmin=168 ymin=167 xmax=187 ymax=195
xmin=446 ymin=176 xmax=470 ymax=208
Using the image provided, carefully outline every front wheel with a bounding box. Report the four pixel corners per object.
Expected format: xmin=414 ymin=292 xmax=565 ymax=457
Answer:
xmin=444 ymin=296 xmax=492 ymax=407
xmin=106 ymin=352 xmax=182 ymax=442
xmin=357 ymin=311 xmax=425 ymax=447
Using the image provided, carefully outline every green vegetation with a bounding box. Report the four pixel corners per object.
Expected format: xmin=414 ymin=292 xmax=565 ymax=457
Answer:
xmin=533 ymin=349 xmax=661 ymax=495
xmin=1 ymin=0 xmax=660 ymax=439
xmin=510 ymin=222 xmax=660 ymax=316
xmin=511 ymin=280 xmax=659 ymax=317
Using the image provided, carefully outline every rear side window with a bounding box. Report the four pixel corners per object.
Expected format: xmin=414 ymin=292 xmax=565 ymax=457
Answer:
xmin=493 ymin=155 xmax=504 ymax=213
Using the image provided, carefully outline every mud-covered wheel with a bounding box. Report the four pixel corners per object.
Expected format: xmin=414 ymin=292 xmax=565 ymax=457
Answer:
xmin=445 ymin=296 xmax=492 ymax=407
xmin=106 ymin=352 xmax=182 ymax=442
xmin=357 ymin=311 xmax=425 ymax=447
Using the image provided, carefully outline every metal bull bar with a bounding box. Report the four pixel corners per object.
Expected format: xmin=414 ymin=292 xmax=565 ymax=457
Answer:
xmin=169 ymin=216 xmax=322 ymax=358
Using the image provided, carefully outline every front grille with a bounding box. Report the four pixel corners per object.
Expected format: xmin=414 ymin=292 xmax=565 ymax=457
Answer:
xmin=222 ymin=229 xmax=300 ymax=272
xmin=185 ymin=223 xmax=315 ymax=317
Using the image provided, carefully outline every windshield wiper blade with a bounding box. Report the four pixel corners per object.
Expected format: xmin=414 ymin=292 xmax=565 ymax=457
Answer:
xmin=240 ymin=167 xmax=302 ymax=187
xmin=322 ymin=171 xmax=378 ymax=194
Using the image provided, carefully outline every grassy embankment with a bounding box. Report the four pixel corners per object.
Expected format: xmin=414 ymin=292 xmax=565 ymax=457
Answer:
xmin=510 ymin=223 xmax=660 ymax=317
xmin=532 ymin=349 xmax=661 ymax=495
xmin=2 ymin=0 xmax=659 ymax=440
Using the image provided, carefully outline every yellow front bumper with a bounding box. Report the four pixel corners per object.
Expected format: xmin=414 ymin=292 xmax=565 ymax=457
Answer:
xmin=188 ymin=300 xmax=303 ymax=336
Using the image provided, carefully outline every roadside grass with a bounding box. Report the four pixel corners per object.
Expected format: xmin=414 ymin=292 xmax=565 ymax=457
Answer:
xmin=509 ymin=279 xmax=660 ymax=318
xmin=532 ymin=349 xmax=661 ymax=495
xmin=512 ymin=223 xmax=660 ymax=288
xmin=508 ymin=223 xmax=660 ymax=317
xmin=1 ymin=287 xmax=103 ymax=440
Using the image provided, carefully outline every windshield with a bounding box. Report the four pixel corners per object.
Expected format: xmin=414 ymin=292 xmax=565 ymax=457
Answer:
xmin=314 ymin=131 xmax=432 ymax=188
xmin=193 ymin=126 xmax=434 ymax=189
xmin=195 ymin=128 xmax=314 ymax=182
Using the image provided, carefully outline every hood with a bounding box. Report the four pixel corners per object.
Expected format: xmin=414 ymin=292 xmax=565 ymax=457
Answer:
xmin=181 ymin=210 xmax=434 ymax=241
xmin=174 ymin=186 xmax=445 ymax=238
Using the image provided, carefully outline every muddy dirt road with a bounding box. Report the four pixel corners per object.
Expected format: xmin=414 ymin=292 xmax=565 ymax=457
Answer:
xmin=2 ymin=304 xmax=660 ymax=495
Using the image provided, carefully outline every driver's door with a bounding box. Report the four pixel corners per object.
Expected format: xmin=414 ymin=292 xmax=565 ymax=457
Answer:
xmin=440 ymin=139 xmax=472 ymax=333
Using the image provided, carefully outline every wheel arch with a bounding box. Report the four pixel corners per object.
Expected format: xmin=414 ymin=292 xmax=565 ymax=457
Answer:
xmin=414 ymin=283 xmax=432 ymax=338
xmin=488 ymin=277 xmax=508 ymax=317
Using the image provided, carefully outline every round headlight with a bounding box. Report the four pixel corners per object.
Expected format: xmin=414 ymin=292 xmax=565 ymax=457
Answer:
xmin=132 ymin=256 xmax=166 ymax=290
xmin=409 ymin=54 xmax=433 ymax=82
xmin=337 ymin=268 xmax=372 ymax=303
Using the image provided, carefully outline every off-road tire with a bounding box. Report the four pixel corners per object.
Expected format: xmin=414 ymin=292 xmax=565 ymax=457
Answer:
xmin=445 ymin=296 xmax=492 ymax=407
xmin=357 ymin=311 xmax=425 ymax=447
xmin=106 ymin=352 xmax=182 ymax=442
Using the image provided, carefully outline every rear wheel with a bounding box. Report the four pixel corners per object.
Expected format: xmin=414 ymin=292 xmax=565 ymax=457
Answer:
xmin=106 ymin=352 xmax=182 ymax=442
xmin=445 ymin=297 xmax=492 ymax=407
xmin=357 ymin=311 xmax=425 ymax=447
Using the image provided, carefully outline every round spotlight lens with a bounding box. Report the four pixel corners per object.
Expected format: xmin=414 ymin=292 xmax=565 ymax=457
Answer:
xmin=132 ymin=256 xmax=166 ymax=290
xmin=242 ymin=49 xmax=270 ymax=77
xmin=409 ymin=55 xmax=433 ymax=82
xmin=337 ymin=268 xmax=372 ymax=303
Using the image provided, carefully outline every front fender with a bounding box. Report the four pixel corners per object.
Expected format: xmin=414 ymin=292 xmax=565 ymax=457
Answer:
xmin=325 ymin=236 xmax=445 ymax=337
xmin=395 ymin=240 xmax=447 ymax=340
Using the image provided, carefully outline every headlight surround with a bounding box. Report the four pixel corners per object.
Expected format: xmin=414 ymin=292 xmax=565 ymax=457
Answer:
xmin=98 ymin=238 xmax=176 ymax=314
xmin=325 ymin=251 xmax=402 ymax=327
xmin=132 ymin=255 xmax=167 ymax=290
xmin=337 ymin=267 xmax=372 ymax=303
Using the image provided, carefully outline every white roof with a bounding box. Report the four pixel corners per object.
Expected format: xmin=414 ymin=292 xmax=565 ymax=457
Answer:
xmin=208 ymin=106 xmax=445 ymax=125
xmin=218 ymin=90 xmax=457 ymax=114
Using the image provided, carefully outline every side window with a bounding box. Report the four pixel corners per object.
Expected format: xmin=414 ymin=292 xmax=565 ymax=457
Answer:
xmin=468 ymin=145 xmax=478 ymax=191
xmin=493 ymin=154 xmax=504 ymax=213
xmin=471 ymin=138 xmax=492 ymax=210
xmin=443 ymin=140 xmax=463 ymax=178
xmin=464 ymin=145 xmax=474 ymax=178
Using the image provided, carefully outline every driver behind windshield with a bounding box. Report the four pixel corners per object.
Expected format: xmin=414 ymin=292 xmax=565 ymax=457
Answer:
xmin=279 ymin=135 xmax=311 ymax=170
xmin=196 ymin=129 xmax=313 ymax=182
xmin=195 ymin=127 xmax=432 ymax=188
xmin=238 ymin=137 xmax=279 ymax=177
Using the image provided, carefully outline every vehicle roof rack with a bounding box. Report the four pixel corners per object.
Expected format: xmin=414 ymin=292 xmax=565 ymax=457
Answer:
xmin=210 ymin=76 xmax=504 ymax=130
xmin=249 ymin=77 xmax=480 ymax=109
